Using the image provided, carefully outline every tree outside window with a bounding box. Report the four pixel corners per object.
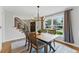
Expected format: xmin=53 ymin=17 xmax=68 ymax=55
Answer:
xmin=53 ymin=16 xmax=64 ymax=35
xmin=45 ymin=19 xmax=51 ymax=28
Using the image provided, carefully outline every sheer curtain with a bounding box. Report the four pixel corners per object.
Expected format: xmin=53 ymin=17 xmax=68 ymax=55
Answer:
xmin=64 ymin=10 xmax=74 ymax=43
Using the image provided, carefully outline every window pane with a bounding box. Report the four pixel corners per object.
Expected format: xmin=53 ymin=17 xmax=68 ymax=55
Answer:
xmin=53 ymin=16 xmax=63 ymax=25
xmin=45 ymin=19 xmax=52 ymax=28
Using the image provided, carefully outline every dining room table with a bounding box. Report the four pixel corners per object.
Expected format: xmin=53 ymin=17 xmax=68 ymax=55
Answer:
xmin=36 ymin=33 xmax=60 ymax=52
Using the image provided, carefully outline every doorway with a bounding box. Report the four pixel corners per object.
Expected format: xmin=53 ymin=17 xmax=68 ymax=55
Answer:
xmin=30 ymin=22 xmax=36 ymax=32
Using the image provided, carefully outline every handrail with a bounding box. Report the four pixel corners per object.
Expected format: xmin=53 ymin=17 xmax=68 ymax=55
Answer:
xmin=14 ymin=17 xmax=29 ymax=33
xmin=14 ymin=17 xmax=27 ymax=27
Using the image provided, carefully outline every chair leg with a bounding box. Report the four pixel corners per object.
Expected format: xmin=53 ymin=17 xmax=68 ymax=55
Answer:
xmin=25 ymin=34 xmax=28 ymax=46
xmin=53 ymin=39 xmax=55 ymax=47
xmin=49 ymin=43 xmax=55 ymax=52
xmin=25 ymin=39 xmax=27 ymax=46
xmin=27 ymin=42 xmax=30 ymax=51
xmin=36 ymin=49 xmax=39 ymax=53
xmin=49 ymin=43 xmax=51 ymax=52
xmin=44 ymin=45 xmax=48 ymax=53
xmin=30 ymin=44 xmax=32 ymax=53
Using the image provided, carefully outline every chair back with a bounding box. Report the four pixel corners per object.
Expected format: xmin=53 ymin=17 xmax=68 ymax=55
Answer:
xmin=28 ymin=32 xmax=37 ymax=45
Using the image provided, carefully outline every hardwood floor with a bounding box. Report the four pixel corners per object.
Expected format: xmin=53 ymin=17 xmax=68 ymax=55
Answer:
xmin=55 ymin=40 xmax=79 ymax=53
xmin=1 ymin=41 xmax=11 ymax=53
xmin=12 ymin=46 xmax=29 ymax=53
xmin=1 ymin=38 xmax=79 ymax=53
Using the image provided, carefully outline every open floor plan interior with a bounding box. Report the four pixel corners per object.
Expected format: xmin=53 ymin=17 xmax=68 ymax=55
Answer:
xmin=0 ymin=6 xmax=79 ymax=53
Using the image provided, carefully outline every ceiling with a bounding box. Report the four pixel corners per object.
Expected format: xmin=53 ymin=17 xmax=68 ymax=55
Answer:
xmin=3 ymin=6 xmax=71 ymax=18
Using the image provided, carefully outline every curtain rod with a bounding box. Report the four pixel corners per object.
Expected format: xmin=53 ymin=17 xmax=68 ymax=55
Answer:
xmin=45 ymin=9 xmax=73 ymax=17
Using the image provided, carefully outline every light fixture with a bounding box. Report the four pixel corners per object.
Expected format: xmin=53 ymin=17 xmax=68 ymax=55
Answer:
xmin=35 ymin=6 xmax=44 ymax=21
xmin=32 ymin=6 xmax=40 ymax=21
xmin=37 ymin=6 xmax=40 ymax=21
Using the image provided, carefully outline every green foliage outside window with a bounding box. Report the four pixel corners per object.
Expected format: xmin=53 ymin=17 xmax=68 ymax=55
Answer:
xmin=45 ymin=19 xmax=51 ymax=28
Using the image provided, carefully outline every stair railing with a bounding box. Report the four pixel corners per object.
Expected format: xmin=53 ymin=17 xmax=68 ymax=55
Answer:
xmin=14 ymin=17 xmax=29 ymax=46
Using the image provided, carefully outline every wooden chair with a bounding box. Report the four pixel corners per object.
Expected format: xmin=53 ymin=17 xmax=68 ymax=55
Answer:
xmin=25 ymin=32 xmax=31 ymax=51
xmin=28 ymin=32 xmax=48 ymax=53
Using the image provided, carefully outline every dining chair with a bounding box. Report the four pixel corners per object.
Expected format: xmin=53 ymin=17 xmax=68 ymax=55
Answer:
xmin=28 ymin=32 xmax=48 ymax=53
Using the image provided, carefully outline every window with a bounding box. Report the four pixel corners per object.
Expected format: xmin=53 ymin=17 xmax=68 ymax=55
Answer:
xmin=53 ymin=16 xmax=64 ymax=30
xmin=45 ymin=19 xmax=52 ymax=28
xmin=44 ymin=13 xmax=64 ymax=35
xmin=53 ymin=15 xmax=64 ymax=35
xmin=44 ymin=16 xmax=53 ymax=29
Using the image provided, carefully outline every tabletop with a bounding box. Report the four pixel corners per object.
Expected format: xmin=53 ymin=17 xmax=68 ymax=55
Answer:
xmin=36 ymin=33 xmax=60 ymax=42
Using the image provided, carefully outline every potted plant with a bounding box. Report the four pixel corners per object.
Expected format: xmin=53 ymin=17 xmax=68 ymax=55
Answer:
xmin=38 ymin=30 xmax=42 ymax=35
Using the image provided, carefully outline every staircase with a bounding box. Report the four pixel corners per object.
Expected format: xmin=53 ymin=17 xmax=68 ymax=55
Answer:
xmin=14 ymin=17 xmax=29 ymax=33
xmin=11 ymin=17 xmax=29 ymax=53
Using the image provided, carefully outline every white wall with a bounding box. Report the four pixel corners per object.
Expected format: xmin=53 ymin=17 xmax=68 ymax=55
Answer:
xmin=3 ymin=11 xmax=31 ymax=42
xmin=3 ymin=10 xmax=42 ymax=43
xmin=3 ymin=11 xmax=42 ymax=49
xmin=0 ymin=7 xmax=5 ymax=51
xmin=71 ymin=7 xmax=79 ymax=46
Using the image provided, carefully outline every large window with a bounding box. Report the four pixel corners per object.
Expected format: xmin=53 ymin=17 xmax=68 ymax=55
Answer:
xmin=53 ymin=15 xmax=64 ymax=30
xmin=44 ymin=13 xmax=64 ymax=35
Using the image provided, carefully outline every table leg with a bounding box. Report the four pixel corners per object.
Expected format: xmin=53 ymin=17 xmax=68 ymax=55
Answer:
xmin=53 ymin=39 xmax=55 ymax=47
xmin=44 ymin=45 xmax=48 ymax=53
xmin=49 ymin=43 xmax=55 ymax=52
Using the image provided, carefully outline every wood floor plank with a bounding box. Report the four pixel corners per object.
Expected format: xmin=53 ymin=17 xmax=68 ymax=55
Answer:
xmin=1 ymin=41 xmax=11 ymax=53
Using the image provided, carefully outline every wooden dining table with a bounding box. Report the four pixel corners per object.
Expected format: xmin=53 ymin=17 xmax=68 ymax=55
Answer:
xmin=36 ymin=33 xmax=60 ymax=52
